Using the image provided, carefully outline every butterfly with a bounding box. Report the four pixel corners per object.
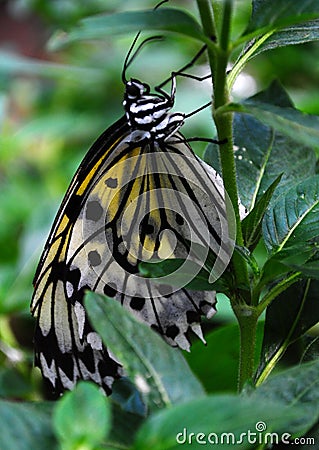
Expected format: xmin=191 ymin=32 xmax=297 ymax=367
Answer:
xmin=30 ymin=34 xmax=238 ymax=395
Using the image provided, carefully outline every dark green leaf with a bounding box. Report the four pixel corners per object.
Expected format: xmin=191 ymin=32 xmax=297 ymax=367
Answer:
xmin=242 ymin=175 xmax=282 ymax=250
xmin=256 ymin=280 xmax=319 ymax=383
xmin=300 ymin=420 xmax=319 ymax=449
xmin=139 ymin=258 xmax=226 ymax=292
xmin=49 ymin=8 xmax=205 ymax=50
xmin=246 ymin=0 xmax=319 ymax=33
xmin=0 ymin=368 xmax=31 ymax=398
xmin=301 ymin=336 xmax=319 ymax=363
xmin=257 ymin=243 xmax=316 ymax=290
xmin=263 ymin=175 xmax=319 ymax=254
xmin=112 ymin=378 xmax=147 ymax=417
xmin=185 ymin=322 xmax=264 ymax=394
xmin=295 ymin=261 xmax=319 ymax=278
xmin=185 ymin=325 xmax=239 ymax=394
xmin=134 ymin=393 xmax=302 ymax=450
xmin=252 ymin=79 xmax=294 ymax=107
xmin=0 ymin=400 xmax=56 ymax=450
xmin=227 ymin=101 xmax=319 ymax=150
xmin=233 ymin=245 xmax=260 ymax=276
xmin=205 ymin=82 xmax=316 ymax=210
xmin=53 ymin=382 xmax=110 ymax=450
xmin=253 ymin=359 xmax=319 ymax=436
xmin=108 ymin=401 xmax=144 ymax=447
xmin=84 ymin=292 xmax=204 ymax=410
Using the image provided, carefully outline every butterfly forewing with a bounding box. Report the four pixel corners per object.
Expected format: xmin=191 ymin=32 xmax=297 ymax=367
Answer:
xmin=31 ymin=64 xmax=238 ymax=394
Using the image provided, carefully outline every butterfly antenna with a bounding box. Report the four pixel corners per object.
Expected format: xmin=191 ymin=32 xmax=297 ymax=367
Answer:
xmin=122 ymin=31 xmax=141 ymax=83
xmin=154 ymin=0 xmax=169 ymax=9
xmin=157 ymin=45 xmax=208 ymax=89
xmin=122 ymin=1 xmax=169 ymax=83
xmin=122 ymin=35 xmax=164 ymax=83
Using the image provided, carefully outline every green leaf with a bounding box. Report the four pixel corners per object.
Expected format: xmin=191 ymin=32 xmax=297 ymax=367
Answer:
xmin=254 ymin=359 xmax=319 ymax=436
xmin=291 ymin=260 xmax=319 ymax=279
xmin=263 ymin=175 xmax=319 ymax=254
xmin=0 ymin=50 xmax=102 ymax=81
xmin=134 ymin=393 xmax=302 ymax=450
xmin=205 ymin=82 xmax=316 ymax=211
xmin=112 ymin=378 xmax=147 ymax=416
xmin=49 ymin=8 xmax=205 ymax=50
xmin=233 ymin=245 xmax=260 ymax=277
xmin=301 ymin=336 xmax=319 ymax=363
xmin=0 ymin=400 xmax=55 ymax=450
xmin=257 ymin=243 xmax=316 ymax=291
xmin=242 ymin=174 xmax=282 ymax=251
xmin=246 ymin=0 xmax=319 ymax=34
xmin=242 ymin=20 xmax=319 ymax=59
xmin=84 ymin=292 xmax=204 ymax=410
xmin=108 ymin=401 xmax=144 ymax=447
xmin=256 ymin=280 xmax=319 ymax=384
xmin=185 ymin=322 xmax=264 ymax=394
xmin=53 ymin=382 xmax=111 ymax=450
xmin=0 ymin=368 xmax=31 ymax=398
xmin=139 ymin=258 xmax=226 ymax=292
xmin=227 ymin=100 xmax=319 ymax=151
xmin=185 ymin=325 xmax=239 ymax=394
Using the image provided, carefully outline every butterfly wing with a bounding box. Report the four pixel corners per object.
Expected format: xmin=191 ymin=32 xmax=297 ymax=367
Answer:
xmin=31 ymin=117 xmax=129 ymax=393
xmin=31 ymin=119 xmax=232 ymax=394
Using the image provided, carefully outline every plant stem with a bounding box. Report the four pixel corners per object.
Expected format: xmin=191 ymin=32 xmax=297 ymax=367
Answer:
xmin=211 ymin=0 xmax=249 ymax=292
xmin=197 ymin=0 xmax=255 ymax=390
xmin=233 ymin=304 xmax=259 ymax=391
xmin=196 ymin=0 xmax=217 ymax=39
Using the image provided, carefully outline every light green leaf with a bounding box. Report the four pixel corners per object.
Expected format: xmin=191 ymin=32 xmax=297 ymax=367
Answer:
xmin=134 ymin=393 xmax=302 ymax=450
xmin=246 ymin=20 xmax=319 ymax=58
xmin=53 ymin=382 xmax=110 ymax=450
xmin=0 ymin=51 xmax=102 ymax=81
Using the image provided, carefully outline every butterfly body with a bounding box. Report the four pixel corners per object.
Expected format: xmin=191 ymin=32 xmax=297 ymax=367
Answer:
xmin=31 ymin=73 xmax=233 ymax=395
xmin=124 ymin=78 xmax=185 ymax=141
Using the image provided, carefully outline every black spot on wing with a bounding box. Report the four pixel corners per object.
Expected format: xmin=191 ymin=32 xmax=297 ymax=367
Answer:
xmin=86 ymin=201 xmax=103 ymax=222
xmin=175 ymin=213 xmax=184 ymax=225
xmin=130 ymin=296 xmax=145 ymax=311
xmin=166 ymin=324 xmax=179 ymax=339
xmin=88 ymin=250 xmax=102 ymax=267
xmin=105 ymin=178 xmax=118 ymax=188
xmin=186 ymin=310 xmax=201 ymax=324
xmin=103 ymin=282 xmax=117 ymax=298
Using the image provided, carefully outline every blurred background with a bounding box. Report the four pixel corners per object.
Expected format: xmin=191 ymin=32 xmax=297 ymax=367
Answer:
xmin=0 ymin=0 xmax=318 ymax=399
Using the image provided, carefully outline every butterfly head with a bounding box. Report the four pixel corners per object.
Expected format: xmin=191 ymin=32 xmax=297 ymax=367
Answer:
xmin=125 ymin=79 xmax=150 ymax=101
